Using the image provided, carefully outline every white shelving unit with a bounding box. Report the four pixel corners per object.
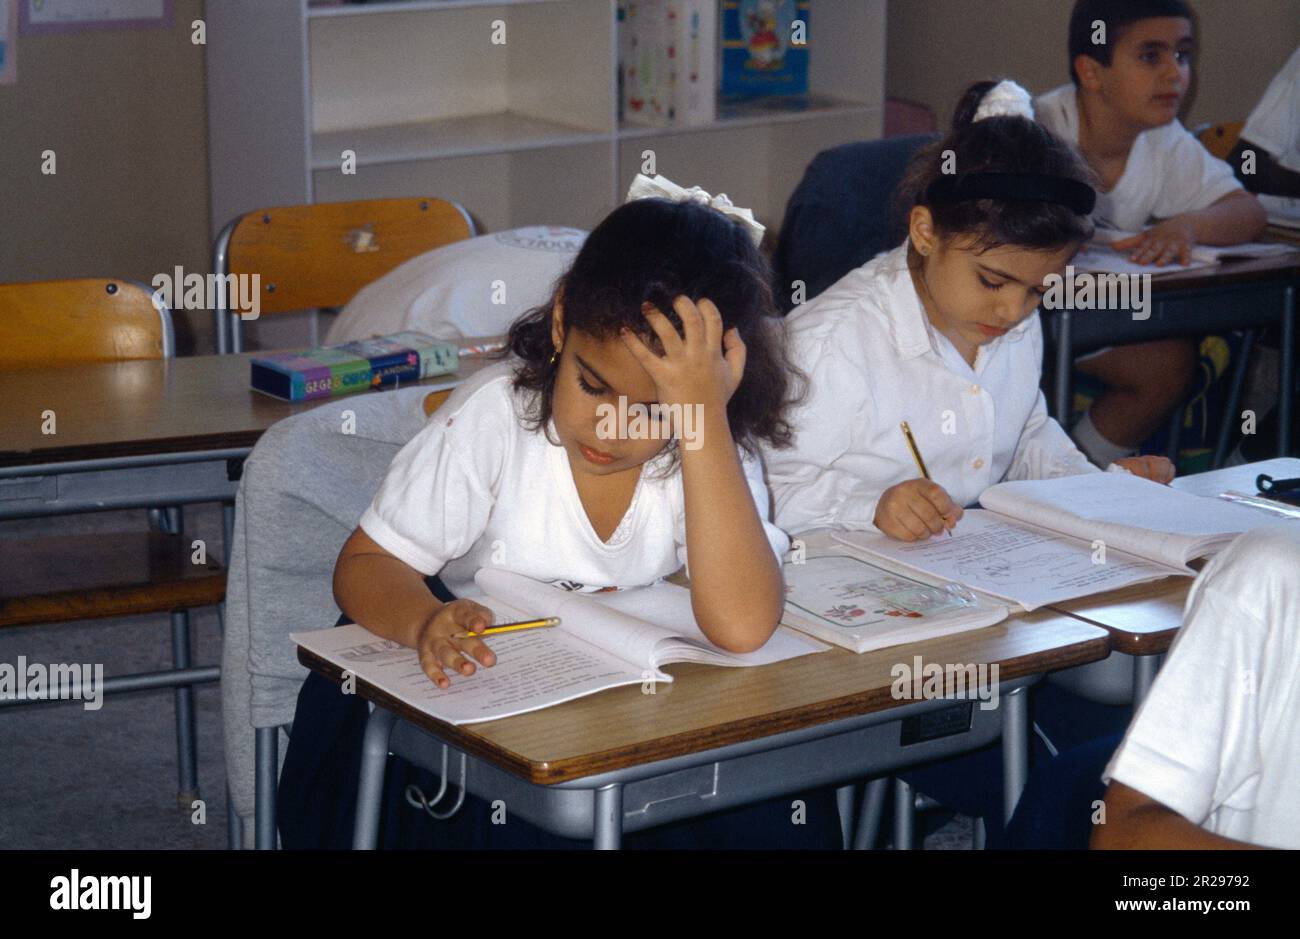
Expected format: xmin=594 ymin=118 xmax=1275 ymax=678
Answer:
xmin=206 ymin=0 xmax=886 ymax=253
xmin=205 ymin=0 xmax=885 ymax=349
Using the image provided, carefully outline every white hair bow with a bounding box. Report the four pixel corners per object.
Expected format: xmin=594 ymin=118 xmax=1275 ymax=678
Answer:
xmin=625 ymin=173 xmax=766 ymax=247
xmin=973 ymin=80 xmax=1035 ymax=122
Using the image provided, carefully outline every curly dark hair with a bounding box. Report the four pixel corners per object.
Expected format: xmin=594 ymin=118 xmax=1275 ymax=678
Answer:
xmin=896 ymin=80 xmax=1098 ymax=253
xmin=502 ymin=197 xmax=798 ymax=462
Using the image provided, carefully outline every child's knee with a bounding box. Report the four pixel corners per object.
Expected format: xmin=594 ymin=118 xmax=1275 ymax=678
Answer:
xmin=1140 ymin=340 xmax=1197 ymax=405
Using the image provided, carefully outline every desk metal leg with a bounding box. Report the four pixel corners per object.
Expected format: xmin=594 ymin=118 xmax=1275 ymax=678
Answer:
xmin=853 ymin=777 xmax=888 ymax=850
xmin=1215 ymin=329 xmax=1257 ymax=468
xmin=1002 ymin=686 xmax=1029 ymax=825
xmin=1133 ymin=655 xmax=1160 ymax=705
xmin=593 ymin=784 xmax=624 ymax=850
xmin=835 ymin=783 xmax=856 ymax=849
xmin=1280 ymin=285 xmax=1294 ymax=457
xmin=892 ymin=778 xmax=915 ymax=850
xmin=171 ymin=610 xmax=199 ymax=808
xmin=255 ymin=726 xmax=280 ymax=849
xmin=1054 ymin=310 xmax=1073 ymax=426
xmin=352 ymin=708 xmax=398 ymax=850
xmin=227 ymin=783 xmax=242 ymax=850
xmin=221 ymin=503 xmax=235 ymax=567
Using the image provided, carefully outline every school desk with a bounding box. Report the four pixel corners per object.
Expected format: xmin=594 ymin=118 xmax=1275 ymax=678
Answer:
xmin=0 ymin=351 xmax=496 ymax=524
xmin=297 ymin=611 xmax=1110 ymax=850
xmin=0 ymin=351 xmax=494 ymax=848
xmin=1046 ymin=457 xmax=1300 ymax=704
xmin=1044 ymin=252 xmax=1300 ymax=461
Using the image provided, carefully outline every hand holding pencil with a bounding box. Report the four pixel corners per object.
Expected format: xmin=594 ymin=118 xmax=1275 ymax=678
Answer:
xmin=414 ymin=603 xmax=562 ymax=689
xmin=414 ymin=598 xmax=500 ymax=690
xmin=871 ymin=422 xmax=964 ymax=542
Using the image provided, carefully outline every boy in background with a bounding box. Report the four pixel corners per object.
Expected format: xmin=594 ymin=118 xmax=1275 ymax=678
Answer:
xmin=1035 ymin=0 xmax=1266 ymax=470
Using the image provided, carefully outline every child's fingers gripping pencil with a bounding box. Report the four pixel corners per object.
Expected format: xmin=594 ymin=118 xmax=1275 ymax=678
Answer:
xmin=452 ymin=616 xmax=561 ymax=639
xmin=900 ymin=421 xmax=954 ymax=537
xmin=418 ymin=599 xmax=498 ymax=689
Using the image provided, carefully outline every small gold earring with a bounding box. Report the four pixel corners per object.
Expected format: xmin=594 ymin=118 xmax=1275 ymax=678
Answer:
xmin=548 ymin=347 xmax=561 ymax=368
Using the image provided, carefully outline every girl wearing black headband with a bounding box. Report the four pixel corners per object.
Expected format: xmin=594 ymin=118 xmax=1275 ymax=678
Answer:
xmin=767 ymin=80 xmax=1173 ymax=545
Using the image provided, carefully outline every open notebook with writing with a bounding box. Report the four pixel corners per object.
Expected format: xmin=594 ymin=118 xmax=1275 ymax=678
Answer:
xmin=292 ymin=568 xmax=827 ymax=726
xmin=834 ymin=473 xmax=1293 ymax=611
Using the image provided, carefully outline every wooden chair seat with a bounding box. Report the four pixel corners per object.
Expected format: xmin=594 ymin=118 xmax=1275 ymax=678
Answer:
xmin=0 ymin=532 xmax=225 ymax=629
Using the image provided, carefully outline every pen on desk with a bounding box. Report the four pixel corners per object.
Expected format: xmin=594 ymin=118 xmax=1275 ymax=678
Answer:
xmin=452 ymin=616 xmax=561 ymax=639
xmin=899 ymin=420 xmax=952 ymax=537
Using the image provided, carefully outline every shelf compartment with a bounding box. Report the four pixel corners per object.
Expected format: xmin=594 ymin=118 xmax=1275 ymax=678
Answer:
xmin=312 ymin=112 xmax=610 ymax=168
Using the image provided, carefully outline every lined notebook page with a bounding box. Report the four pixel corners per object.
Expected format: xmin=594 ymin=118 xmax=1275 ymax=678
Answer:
xmin=835 ymin=511 xmax=1178 ymax=611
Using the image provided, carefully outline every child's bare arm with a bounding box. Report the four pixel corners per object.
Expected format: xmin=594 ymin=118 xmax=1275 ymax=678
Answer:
xmin=621 ymin=297 xmax=784 ymax=653
xmin=1090 ymin=782 xmax=1262 ymax=850
xmin=678 ymin=400 xmax=784 ymax=653
xmin=1178 ymin=190 xmax=1268 ymax=245
xmin=1113 ymin=191 xmax=1267 ymax=265
xmin=333 ymin=527 xmax=496 ymax=687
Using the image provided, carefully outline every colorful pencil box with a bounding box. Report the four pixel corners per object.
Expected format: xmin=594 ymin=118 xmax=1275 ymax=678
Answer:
xmin=250 ymin=331 xmax=460 ymax=402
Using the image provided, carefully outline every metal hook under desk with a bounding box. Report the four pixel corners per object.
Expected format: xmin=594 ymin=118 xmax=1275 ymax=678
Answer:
xmin=405 ymin=744 xmax=467 ymax=820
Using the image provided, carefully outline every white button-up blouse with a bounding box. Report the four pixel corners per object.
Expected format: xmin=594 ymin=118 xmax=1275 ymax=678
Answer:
xmin=765 ymin=243 xmax=1100 ymax=535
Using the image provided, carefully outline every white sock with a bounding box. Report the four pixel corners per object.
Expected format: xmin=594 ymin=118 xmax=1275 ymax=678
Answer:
xmin=1071 ymin=411 xmax=1136 ymax=468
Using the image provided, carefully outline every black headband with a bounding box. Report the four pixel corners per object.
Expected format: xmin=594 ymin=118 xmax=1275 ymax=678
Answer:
xmin=924 ymin=172 xmax=1097 ymax=216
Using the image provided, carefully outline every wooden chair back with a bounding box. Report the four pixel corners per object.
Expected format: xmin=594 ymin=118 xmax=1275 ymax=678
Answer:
xmin=0 ymin=279 xmax=173 ymax=369
xmin=213 ymin=197 xmax=476 ymax=352
xmin=1197 ymin=121 xmax=1244 ymax=160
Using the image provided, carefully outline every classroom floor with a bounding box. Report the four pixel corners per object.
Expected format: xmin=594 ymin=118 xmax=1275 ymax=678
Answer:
xmin=0 ymin=505 xmax=228 ymax=850
xmin=0 ymin=504 xmax=975 ymax=851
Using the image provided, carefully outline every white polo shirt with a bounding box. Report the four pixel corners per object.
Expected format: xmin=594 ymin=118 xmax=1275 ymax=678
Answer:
xmin=1104 ymin=526 xmax=1300 ymax=848
xmin=765 ymin=242 xmax=1099 ymax=535
xmin=360 ymin=359 xmax=789 ymax=597
xmin=1242 ymin=45 xmax=1300 ymax=174
xmin=1035 ymin=84 xmax=1245 ymax=233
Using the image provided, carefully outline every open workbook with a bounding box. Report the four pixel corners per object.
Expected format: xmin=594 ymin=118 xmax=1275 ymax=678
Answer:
xmin=1077 ymin=229 xmax=1297 ymax=278
xmin=780 ymin=532 xmax=1008 ymax=653
xmin=832 ymin=472 xmax=1294 ymax=612
xmin=292 ymin=568 xmax=827 ymax=726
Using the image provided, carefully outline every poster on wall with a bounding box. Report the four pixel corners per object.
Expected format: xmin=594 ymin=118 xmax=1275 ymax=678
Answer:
xmin=0 ymin=0 xmax=16 ymax=85
xmin=20 ymin=0 xmax=172 ymax=33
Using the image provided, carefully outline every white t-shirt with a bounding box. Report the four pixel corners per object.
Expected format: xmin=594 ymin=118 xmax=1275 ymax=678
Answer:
xmin=1104 ymin=526 xmax=1300 ymax=848
xmin=1242 ymin=45 xmax=1300 ymax=174
xmin=764 ymin=243 xmax=1099 ymax=536
xmin=1035 ymin=84 xmax=1245 ymax=233
xmin=359 ymin=359 xmax=789 ymax=598
xmin=326 ymin=226 xmax=587 ymax=344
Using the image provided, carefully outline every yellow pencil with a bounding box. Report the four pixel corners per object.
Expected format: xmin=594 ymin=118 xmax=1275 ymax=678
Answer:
xmin=900 ymin=421 xmax=952 ymax=537
xmin=453 ymin=616 xmax=561 ymax=639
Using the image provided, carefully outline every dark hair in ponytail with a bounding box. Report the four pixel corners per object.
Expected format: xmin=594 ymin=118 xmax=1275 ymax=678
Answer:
xmin=897 ymin=80 xmax=1097 ymax=253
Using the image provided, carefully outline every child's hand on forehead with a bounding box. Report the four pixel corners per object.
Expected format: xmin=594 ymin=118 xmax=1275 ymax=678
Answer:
xmin=619 ymin=295 xmax=745 ymax=412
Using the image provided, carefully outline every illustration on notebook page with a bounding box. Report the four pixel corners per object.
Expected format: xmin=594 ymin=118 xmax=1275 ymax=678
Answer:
xmin=785 ymin=555 xmax=972 ymax=629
